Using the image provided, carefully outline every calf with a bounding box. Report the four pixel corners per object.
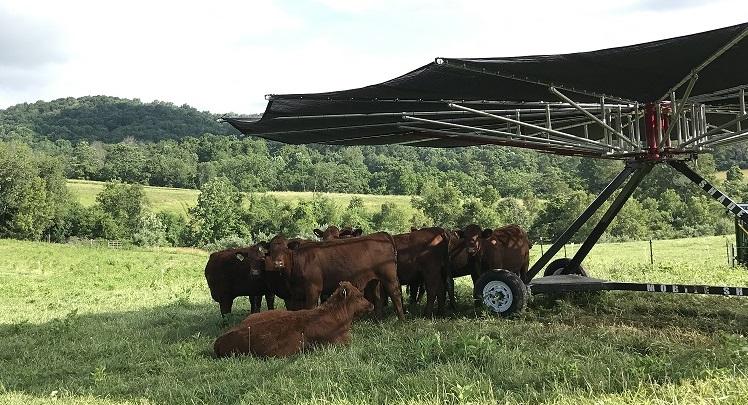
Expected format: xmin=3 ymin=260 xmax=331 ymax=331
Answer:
xmin=204 ymin=244 xmax=275 ymax=316
xmin=214 ymin=281 xmax=373 ymax=358
xmin=264 ymin=232 xmax=405 ymax=319
xmin=480 ymin=224 xmax=531 ymax=282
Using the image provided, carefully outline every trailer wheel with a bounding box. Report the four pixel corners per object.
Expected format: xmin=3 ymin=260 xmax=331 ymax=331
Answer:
xmin=543 ymin=258 xmax=588 ymax=277
xmin=473 ymin=270 xmax=527 ymax=317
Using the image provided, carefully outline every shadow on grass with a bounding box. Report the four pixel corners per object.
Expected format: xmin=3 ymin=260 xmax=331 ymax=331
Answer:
xmin=0 ymin=301 xmax=308 ymax=404
xmin=0 ymin=290 xmax=747 ymax=404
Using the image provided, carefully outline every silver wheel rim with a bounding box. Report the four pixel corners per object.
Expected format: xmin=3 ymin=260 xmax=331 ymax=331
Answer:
xmin=482 ymin=280 xmax=513 ymax=313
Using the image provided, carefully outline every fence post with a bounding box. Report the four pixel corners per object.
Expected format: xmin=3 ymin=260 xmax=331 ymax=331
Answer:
xmin=539 ymin=237 xmax=544 ymax=256
xmin=649 ymin=239 xmax=653 ymax=265
xmin=727 ymin=239 xmax=731 ymax=265
xmin=732 ymin=244 xmax=736 ymax=268
xmin=563 ymin=244 xmax=567 ymax=258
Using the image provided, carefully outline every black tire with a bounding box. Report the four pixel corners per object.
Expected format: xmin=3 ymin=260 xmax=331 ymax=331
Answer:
xmin=473 ymin=270 xmax=527 ymax=317
xmin=543 ymin=258 xmax=588 ymax=277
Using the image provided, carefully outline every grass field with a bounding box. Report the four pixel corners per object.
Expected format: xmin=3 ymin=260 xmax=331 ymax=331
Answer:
xmin=1 ymin=235 xmax=747 ymax=404
xmin=66 ymin=180 xmax=414 ymax=216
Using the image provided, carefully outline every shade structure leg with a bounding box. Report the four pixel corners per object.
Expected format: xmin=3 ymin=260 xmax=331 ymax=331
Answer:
xmin=564 ymin=163 xmax=653 ymax=273
xmin=668 ymin=160 xmax=748 ymax=221
xmin=525 ymin=162 xmax=638 ymax=282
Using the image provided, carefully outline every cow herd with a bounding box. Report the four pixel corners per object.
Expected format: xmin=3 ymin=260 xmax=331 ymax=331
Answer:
xmin=208 ymin=224 xmax=531 ymax=358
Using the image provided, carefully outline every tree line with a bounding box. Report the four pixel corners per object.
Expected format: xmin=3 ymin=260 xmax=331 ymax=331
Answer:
xmin=2 ymin=96 xmax=747 ymax=248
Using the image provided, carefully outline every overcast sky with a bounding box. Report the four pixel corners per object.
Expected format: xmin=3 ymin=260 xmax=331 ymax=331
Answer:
xmin=1 ymin=0 xmax=747 ymax=114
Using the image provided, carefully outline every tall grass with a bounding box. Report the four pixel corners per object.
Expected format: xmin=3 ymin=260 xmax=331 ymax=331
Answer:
xmin=0 ymin=236 xmax=747 ymax=404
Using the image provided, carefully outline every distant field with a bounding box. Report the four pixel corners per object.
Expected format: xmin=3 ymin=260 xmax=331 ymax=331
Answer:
xmin=66 ymin=179 xmax=414 ymax=216
xmin=715 ymin=168 xmax=748 ymax=181
xmin=1 ymin=235 xmax=747 ymax=404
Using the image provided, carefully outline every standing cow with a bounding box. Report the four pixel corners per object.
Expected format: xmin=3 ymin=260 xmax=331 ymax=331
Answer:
xmin=264 ymin=232 xmax=405 ymax=320
xmin=393 ymin=227 xmax=450 ymax=316
xmin=410 ymin=224 xmax=486 ymax=309
xmin=480 ymin=224 xmax=531 ymax=282
xmin=204 ymin=244 xmax=275 ymax=316
xmin=213 ymin=281 xmax=373 ymax=358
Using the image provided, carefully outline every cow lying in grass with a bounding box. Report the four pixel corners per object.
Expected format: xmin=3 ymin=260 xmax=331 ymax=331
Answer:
xmin=213 ymin=281 xmax=373 ymax=358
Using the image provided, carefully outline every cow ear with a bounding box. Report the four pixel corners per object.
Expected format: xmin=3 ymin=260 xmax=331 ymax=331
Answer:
xmin=313 ymin=229 xmax=323 ymax=238
xmin=352 ymin=228 xmax=363 ymax=237
xmin=482 ymin=229 xmax=493 ymax=238
xmin=256 ymin=241 xmax=268 ymax=255
xmin=235 ymin=253 xmax=245 ymax=261
xmin=287 ymin=240 xmax=301 ymax=250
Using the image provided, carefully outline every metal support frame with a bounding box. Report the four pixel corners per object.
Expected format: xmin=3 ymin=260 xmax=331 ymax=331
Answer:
xmin=565 ymin=163 xmax=653 ymax=273
xmin=525 ymin=162 xmax=639 ymax=280
xmin=527 ymin=158 xmax=748 ymax=283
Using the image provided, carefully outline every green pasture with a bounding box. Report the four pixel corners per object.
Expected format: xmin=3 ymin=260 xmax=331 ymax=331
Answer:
xmin=1 ymin=235 xmax=747 ymax=404
xmin=66 ymin=179 xmax=414 ymax=216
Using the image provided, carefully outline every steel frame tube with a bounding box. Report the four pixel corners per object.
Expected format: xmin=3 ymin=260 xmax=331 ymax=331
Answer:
xmin=400 ymin=117 xmax=607 ymax=152
xmin=525 ymin=163 xmax=638 ymax=281
xmin=446 ymin=103 xmax=615 ymax=150
xmin=660 ymin=75 xmax=698 ymax=148
xmin=550 ymin=87 xmax=637 ymax=148
xmin=565 ymin=164 xmax=652 ymax=273
xmin=669 ymin=160 xmax=748 ymax=221
xmin=659 ymin=25 xmax=748 ymax=101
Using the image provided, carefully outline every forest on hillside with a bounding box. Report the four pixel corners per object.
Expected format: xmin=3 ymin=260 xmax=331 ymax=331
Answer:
xmin=2 ymin=96 xmax=748 ymax=248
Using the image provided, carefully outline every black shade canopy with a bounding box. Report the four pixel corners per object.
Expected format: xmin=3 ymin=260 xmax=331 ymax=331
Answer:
xmin=225 ymin=22 xmax=748 ymax=151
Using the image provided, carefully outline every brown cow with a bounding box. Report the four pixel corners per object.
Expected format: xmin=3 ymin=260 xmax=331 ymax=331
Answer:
xmin=204 ymin=244 xmax=275 ymax=315
xmin=393 ymin=227 xmax=450 ymax=316
xmin=409 ymin=225 xmax=487 ymax=309
xmin=264 ymin=232 xmax=405 ymax=319
xmin=479 ymin=224 xmax=531 ymax=282
xmin=213 ymin=281 xmax=373 ymax=358
xmin=313 ymin=226 xmax=363 ymax=240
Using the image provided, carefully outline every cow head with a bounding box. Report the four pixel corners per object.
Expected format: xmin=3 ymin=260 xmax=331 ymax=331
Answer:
xmin=336 ymin=281 xmax=373 ymax=317
xmin=238 ymin=242 xmax=268 ymax=277
xmin=314 ymin=225 xmax=340 ymax=240
xmin=264 ymin=235 xmax=300 ymax=275
xmin=457 ymin=224 xmax=491 ymax=256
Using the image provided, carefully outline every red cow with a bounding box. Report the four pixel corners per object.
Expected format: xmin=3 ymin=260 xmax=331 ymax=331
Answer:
xmin=264 ymin=232 xmax=405 ymax=320
xmin=204 ymin=244 xmax=275 ymax=315
xmin=392 ymin=227 xmax=450 ymax=316
xmin=480 ymin=224 xmax=531 ymax=282
xmin=213 ymin=281 xmax=373 ymax=358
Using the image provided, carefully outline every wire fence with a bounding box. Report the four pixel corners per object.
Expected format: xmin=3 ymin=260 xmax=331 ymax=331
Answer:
xmin=536 ymin=236 xmax=742 ymax=268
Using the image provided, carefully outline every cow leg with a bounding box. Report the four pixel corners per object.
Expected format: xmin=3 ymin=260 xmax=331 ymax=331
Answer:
xmin=447 ymin=277 xmax=456 ymax=310
xmin=266 ymin=294 xmax=275 ymax=310
xmin=381 ymin=278 xmax=405 ymax=321
xmin=470 ymin=272 xmax=481 ymax=309
xmin=304 ymin=287 xmax=321 ymax=309
xmin=249 ymin=295 xmax=262 ymax=313
xmin=423 ymin=272 xmax=446 ymax=317
xmin=365 ymin=280 xmax=385 ymax=319
xmin=219 ymin=300 xmax=233 ymax=316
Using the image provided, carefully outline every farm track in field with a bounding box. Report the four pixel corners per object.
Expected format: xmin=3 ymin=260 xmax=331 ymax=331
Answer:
xmin=1 ymin=236 xmax=747 ymax=404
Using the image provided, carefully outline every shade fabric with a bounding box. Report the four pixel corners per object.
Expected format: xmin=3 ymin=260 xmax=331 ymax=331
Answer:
xmin=225 ymin=23 xmax=748 ymax=149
